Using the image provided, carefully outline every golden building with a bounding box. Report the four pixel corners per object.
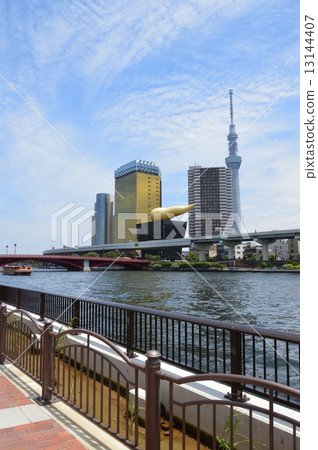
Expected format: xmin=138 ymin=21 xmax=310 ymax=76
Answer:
xmin=114 ymin=160 xmax=161 ymax=242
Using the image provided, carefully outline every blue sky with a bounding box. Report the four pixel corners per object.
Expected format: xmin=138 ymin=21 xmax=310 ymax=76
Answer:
xmin=0 ymin=0 xmax=299 ymax=253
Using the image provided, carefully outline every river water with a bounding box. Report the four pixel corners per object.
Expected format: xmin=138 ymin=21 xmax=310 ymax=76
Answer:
xmin=0 ymin=269 xmax=300 ymax=333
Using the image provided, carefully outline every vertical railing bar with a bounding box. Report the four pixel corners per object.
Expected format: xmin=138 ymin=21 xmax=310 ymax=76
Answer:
xmin=269 ymin=389 xmax=274 ymax=449
xmin=155 ymin=314 xmax=158 ymax=351
xmin=182 ymin=406 xmax=186 ymax=450
xmin=135 ymin=369 xmax=139 ymax=446
xmin=185 ymin=322 xmax=188 ymax=366
xmin=274 ymin=339 xmax=278 ymax=384
xmin=223 ymin=329 xmax=226 ymax=373
xmin=68 ymin=347 xmax=71 ymax=401
xmin=80 ymin=346 xmax=84 ymax=411
xmin=206 ymin=325 xmax=210 ymax=373
xmin=249 ymin=409 xmax=253 ymax=449
xmin=117 ymin=372 xmax=120 ymax=435
xmin=150 ymin=313 xmax=153 ymax=350
xmin=178 ymin=320 xmax=181 ymax=364
xmin=197 ymin=404 xmax=200 ymax=450
xmin=191 ymin=323 xmax=195 ymax=368
xmin=73 ymin=346 xmax=77 ymax=405
xmin=242 ymin=333 xmax=246 ymax=376
xmin=62 ymin=347 xmax=66 ymax=399
xmin=172 ymin=319 xmax=175 ymax=361
xmin=86 ymin=338 xmax=90 ymax=414
xmin=213 ymin=403 xmax=217 ymax=450
xmin=166 ymin=317 xmax=169 ymax=359
xmin=263 ymin=339 xmax=267 ymax=394
xmin=230 ymin=405 xmax=234 ymax=449
xmin=93 ymin=351 xmax=97 ymax=419
xmin=214 ymin=328 xmax=218 ymax=373
xmin=286 ymin=341 xmax=290 ymax=404
xmin=160 ymin=316 xmax=163 ymax=355
xmin=100 ymin=357 xmax=104 ymax=424
xmin=125 ymin=380 xmax=129 ymax=441
xmin=169 ymin=381 xmax=173 ymax=450
xmin=108 ymin=365 xmax=111 ymax=428
xmin=199 ymin=324 xmax=202 ymax=371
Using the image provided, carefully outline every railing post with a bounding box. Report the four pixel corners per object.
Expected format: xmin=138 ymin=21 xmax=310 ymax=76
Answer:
xmin=127 ymin=310 xmax=135 ymax=357
xmin=0 ymin=304 xmax=7 ymax=364
xmin=39 ymin=293 xmax=45 ymax=321
xmin=145 ymin=350 xmax=161 ymax=450
xmin=41 ymin=319 xmax=54 ymax=403
xmin=225 ymin=330 xmax=249 ymax=402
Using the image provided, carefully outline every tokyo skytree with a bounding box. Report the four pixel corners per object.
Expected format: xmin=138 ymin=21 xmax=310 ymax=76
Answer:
xmin=225 ymin=89 xmax=242 ymax=232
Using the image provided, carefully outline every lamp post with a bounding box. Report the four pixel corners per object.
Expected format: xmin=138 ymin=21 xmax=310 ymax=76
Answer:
xmin=6 ymin=245 xmax=8 ymax=255
xmin=14 ymin=243 xmax=17 ymax=255
xmin=52 ymin=247 xmax=55 ymax=254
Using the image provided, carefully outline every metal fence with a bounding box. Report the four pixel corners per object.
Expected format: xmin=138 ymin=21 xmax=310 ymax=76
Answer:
xmin=0 ymin=306 xmax=300 ymax=449
xmin=0 ymin=284 xmax=300 ymax=409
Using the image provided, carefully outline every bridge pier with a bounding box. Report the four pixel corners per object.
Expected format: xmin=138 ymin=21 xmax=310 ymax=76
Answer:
xmin=256 ymin=239 xmax=276 ymax=261
xmin=191 ymin=243 xmax=211 ymax=261
xmin=223 ymin=241 xmax=242 ymax=260
xmin=83 ymin=260 xmax=91 ymax=272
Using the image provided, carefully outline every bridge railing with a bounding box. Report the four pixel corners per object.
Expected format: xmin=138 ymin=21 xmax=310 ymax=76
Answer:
xmin=0 ymin=284 xmax=299 ymax=410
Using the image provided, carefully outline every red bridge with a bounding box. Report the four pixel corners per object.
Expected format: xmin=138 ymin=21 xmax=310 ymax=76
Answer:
xmin=0 ymin=255 xmax=150 ymax=271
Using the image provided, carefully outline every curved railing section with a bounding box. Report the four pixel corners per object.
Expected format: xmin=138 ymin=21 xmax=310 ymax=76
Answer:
xmin=50 ymin=328 xmax=145 ymax=448
xmin=0 ymin=306 xmax=300 ymax=450
xmin=0 ymin=284 xmax=300 ymax=410
xmin=158 ymin=370 xmax=300 ymax=450
xmin=1 ymin=307 xmax=43 ymax=384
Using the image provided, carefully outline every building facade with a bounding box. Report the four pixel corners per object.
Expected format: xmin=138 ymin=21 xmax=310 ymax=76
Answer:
xmin=114 ymin=160 xmax=162 ymax=242
xmin=268 ymin=239 xmax=289 ymax=260
xmin=188 ymin=166 xmax=233 ymax=238
xmin=92 ymin=193 xmax=114 ymax=245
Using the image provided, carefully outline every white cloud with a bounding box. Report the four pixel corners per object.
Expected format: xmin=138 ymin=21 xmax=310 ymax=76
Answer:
xmin=0 ymin=0 xmax=299 ymax=252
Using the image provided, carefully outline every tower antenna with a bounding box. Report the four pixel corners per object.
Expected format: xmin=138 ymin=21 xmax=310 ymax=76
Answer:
xmin=229 ymin=88 xmax=234 ymax=126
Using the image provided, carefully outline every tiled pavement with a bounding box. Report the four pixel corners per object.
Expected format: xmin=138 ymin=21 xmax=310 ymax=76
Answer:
xmin=0 ymin=364 xmax=128 ymax=449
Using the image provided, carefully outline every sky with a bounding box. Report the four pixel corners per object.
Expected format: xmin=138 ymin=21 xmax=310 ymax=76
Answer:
xmin=0 ymin=0 xmax=300 ymax=254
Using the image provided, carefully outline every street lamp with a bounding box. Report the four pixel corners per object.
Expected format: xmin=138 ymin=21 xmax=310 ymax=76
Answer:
xmin=14 ymin=243 xmax=17 ymax=255
xmin=6 ymin=245 xmax=8 ymax=255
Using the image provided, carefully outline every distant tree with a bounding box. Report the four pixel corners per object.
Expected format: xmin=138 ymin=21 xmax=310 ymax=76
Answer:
xmin=188 ymin=252 xmax=199 ymax=262
xmin=83 ymin=252 xmax=99 ymax=257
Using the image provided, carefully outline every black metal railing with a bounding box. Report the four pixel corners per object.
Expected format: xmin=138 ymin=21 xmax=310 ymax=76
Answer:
xmin=0 ymin=306 xmax=300 ymax=450
xmin=0 ymin=284 xmax=300 ymax=409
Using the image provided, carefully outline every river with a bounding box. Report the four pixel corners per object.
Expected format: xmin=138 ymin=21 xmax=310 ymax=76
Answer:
xmin=0 ymin=269 xmax=299 ymax=333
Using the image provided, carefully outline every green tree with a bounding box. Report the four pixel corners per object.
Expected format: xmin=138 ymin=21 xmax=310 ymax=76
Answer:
xmin=188 ymin=252 xmax=199 ymax=262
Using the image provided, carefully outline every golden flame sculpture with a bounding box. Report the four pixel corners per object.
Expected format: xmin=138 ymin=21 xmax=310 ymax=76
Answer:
xmin=150 ymin=203 xmax=195 ymax=221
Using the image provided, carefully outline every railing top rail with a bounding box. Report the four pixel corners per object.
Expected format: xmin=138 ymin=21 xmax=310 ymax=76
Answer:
xmin=2 ymin=305 xmax=43 ymax=334
xmin=51 ymin=327 xmax=146 ymax=373
xmin=0 ymin=284 xmax=300 ymax=343
xmin=158 ymin=371 xmax=300 ymax=399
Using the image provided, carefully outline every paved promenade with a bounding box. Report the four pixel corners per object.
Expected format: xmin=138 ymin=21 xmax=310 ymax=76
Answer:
xmin=0 ymin=364 xmax=128 ymax=449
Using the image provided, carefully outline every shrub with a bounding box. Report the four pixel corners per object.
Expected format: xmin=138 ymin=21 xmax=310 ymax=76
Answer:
xmin=150 ymin=263 xmax=163 ymax=269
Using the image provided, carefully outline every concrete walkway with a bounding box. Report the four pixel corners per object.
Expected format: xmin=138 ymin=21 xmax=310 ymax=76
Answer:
xmin=0 ymin=364 xmax=129 ymax=449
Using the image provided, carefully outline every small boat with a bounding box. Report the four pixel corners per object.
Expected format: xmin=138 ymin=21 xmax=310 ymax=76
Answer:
xmin=2 ymin=265 xmax=33 ymax=276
